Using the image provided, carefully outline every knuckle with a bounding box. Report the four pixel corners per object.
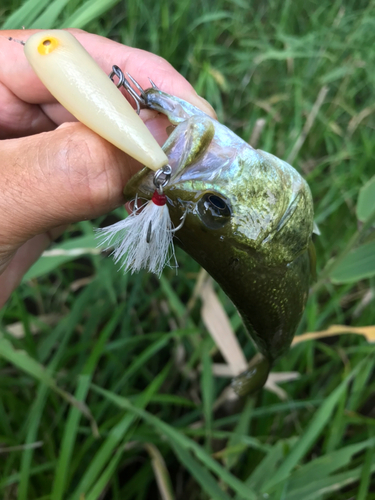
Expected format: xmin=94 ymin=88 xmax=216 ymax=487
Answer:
xmin=55 ymin=123 xmax=125 ymax=211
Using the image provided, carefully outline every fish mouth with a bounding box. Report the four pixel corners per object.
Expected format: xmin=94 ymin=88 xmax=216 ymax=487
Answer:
xmin=123 ymin=128 xmax=248 ymax=202
xmin=123 ymin=156 xmax=226 ymax=206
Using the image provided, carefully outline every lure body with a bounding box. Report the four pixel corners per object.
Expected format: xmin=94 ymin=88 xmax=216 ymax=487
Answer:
xmin=23 ymin=30 xmax=168 ymax=171
xmin=124 ymin=89 xmax=315 ymax=393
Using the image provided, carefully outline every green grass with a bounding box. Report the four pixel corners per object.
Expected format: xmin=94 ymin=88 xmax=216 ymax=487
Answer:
xmin=1 ymin=0 xmax=375 ymax=499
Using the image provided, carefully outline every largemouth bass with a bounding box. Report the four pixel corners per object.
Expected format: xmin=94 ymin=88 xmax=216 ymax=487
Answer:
xmin=122 ymin=84 xmax=316 ymax=395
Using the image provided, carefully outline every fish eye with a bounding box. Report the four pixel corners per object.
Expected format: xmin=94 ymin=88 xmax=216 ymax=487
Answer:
xmin=197 ymin=192 xmax=231 ymax=229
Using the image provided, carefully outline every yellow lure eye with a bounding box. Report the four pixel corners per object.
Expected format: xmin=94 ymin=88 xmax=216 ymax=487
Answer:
xmin=37 ymin=36 xmax=59 ymax=55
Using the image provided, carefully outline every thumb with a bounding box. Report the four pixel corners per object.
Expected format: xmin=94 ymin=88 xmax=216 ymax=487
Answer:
xmin=0 ymin=121 xmax=144 ymax=250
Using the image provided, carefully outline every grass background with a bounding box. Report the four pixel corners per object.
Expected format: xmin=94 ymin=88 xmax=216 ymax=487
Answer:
xmin=0 ymin=0 xmax=375 ymax=499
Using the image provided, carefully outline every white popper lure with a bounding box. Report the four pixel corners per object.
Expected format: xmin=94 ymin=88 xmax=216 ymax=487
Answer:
xmin=23 ymin=30 xmax=168 ymax=170
xmin=23 ymin=30 xmax=176 ymax=275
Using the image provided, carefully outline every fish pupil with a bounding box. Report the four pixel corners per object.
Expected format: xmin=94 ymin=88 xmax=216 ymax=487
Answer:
xmin=208 ymin=195 xmax=226 ymax=211
xmin=205 ymin=194 xmax=231 ymax=218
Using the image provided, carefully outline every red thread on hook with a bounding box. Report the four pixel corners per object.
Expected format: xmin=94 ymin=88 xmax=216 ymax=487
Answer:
xmin=152 ymin=190 xmax=167 ymax=206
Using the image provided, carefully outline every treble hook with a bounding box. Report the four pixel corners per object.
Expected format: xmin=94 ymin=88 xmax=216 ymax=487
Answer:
xmin=148 ymin=77 xmax=159 ymax=89
xmin=146 ymin=221 xmax=152 ymax=244
xmin=108 ymin=66 xmax=158 ymax=116
xmin=109 ymin=65 xmax=144 ymax=114
xmin=125 ymin=73 xmax=147 ymax=105
xmin=171 ymin=209 xmax=188 ymax=233
xmin=146 ymin=208 xmax=187 ymax=244
xmin=109 ymin=65 xmax=125 ymax=88
xmin=133 ymin=193 xmax=139 ymax=212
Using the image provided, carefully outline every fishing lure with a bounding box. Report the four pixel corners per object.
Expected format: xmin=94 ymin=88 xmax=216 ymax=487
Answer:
xmin=23 ymin=31 xmax=316 ymax=395
xmin=23 ymin=30 xmax=168 ymax=170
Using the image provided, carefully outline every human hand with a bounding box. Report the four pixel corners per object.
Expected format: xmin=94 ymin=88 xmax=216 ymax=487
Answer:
xmin=0 ymin=29 xmax=216 ymax=308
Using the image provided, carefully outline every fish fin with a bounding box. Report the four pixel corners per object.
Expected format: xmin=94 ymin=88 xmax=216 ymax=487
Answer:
xmin=163 ymin=116 xmax=215 ymax=173
xmin=231 ymin=353 xmax=271 ymax=397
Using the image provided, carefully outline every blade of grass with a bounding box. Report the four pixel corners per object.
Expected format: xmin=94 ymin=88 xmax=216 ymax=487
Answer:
xmin=37 ymin=285 xmax=97 ymax=363
xmin=61 ymin=0 xmax=121 ymax=29
xmin=261 ymin=357 xmax=368 ymax=492
xmin=224 ymin=398 xmax=253 ymax=470
xmin=51 ymin=305 xmax=125 ymax=500
xmin=17 ymin=383 xmax=51 ymax=500
xmin=0 ymin=336 xmax=96 ymax=434
xmin=357 ymin=434 xmax=375 ymax=500
xmin=16 ymin=295 xmax=87 ymax=500
xmin=91 ymin=386 xmax=258 ymax=500
xmin=22 ymin=235 xmax=98 ymax=282
xmin=29 ymin=0 xmax=71 ymax=29
xmin=111 ymin=335 xmax=171 ymax=392
xmin=2 ymin=0 xmax=50 ymax=28
xmin=238 ymin=439 xmax=296 ymax=495
xmin=85 ymin=436 xmax=135 ymax=500
xmin=69 ymin=363 xmax=172 ymax=499
xmin=159 ymin=275 xmax=188 ymax=321
xmin=0 ymin=336 xmax=59 ymax=387
xmin=0 ymin=462 xmax=54 ymax=489
xmin=357 ymin=174 xmax=375 ymax=222
xmin=201 ymin=342 xmax=214 ymax=449
xmin=287 ymin=437 xmax=375 ymax=492
xmin=286 ymin=462 xmax=375 ymax=500
xmin=170 ymin=441 xmax=231 ymax=500
xmin=324 ymin=388 xmax=347 ymax=453
xmin=87 ymin=441 xmax=176 ymax=500
xmin=144 ymin=443 xmax=175 ymax=500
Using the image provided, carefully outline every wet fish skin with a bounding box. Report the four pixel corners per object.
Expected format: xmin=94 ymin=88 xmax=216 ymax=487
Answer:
xmin=125 ymin=88 xmax=315 ymax=394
